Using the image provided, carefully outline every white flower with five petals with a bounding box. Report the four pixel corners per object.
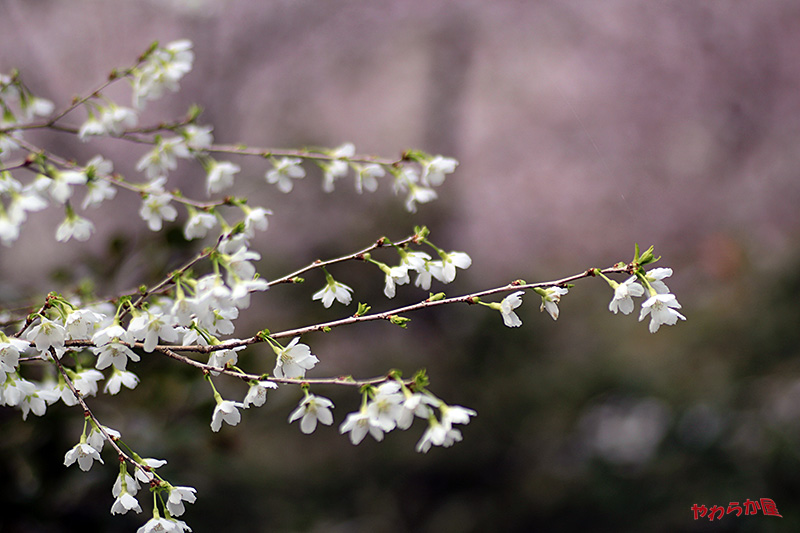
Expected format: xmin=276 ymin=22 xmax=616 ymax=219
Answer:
xmin=206 ymin=160 xmax=239 ymax=195
xmin=272 ymin=337 xmax=319 ymax=379
xmin=608 ymin=277 xmax=645 ymax=315
xmin=243 ymin=380 xmax=278 ymax=408
xmin=64 ymin=442 xmax=104 ymax=471
xmin=289 ymin=394 xmax=334 ymax=434
xmin=639 ymin=293 xmax=686 ymax=333
xmin=339 ymin=409 xmax=385 ymax=445
xmin=265 ymin=157 xmax=305 ymax=193
xmin=312 ymin=277 xmax=353 ymax=308
xmin=210 ymin=399 xmax=244 ymax=432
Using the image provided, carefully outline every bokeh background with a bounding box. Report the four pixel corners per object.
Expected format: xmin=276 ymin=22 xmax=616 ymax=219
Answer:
xmin=2 ymin=1 xmax=800 ymax=531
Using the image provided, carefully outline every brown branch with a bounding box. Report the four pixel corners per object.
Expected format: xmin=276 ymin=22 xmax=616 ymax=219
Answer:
xmin=267 ymin=235 xmax=416 ymax=287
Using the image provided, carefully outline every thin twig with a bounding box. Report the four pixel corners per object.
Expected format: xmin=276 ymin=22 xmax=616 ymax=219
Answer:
xmin=156 ymin=346 xmax=405 ymax=387
xmin=268 ymin=235 xmax=415 ymax=287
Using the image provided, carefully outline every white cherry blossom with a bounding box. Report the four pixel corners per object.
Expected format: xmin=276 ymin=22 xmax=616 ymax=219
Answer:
xmin=265 ymin=157 xmax=305 ymax=193
xmin=26 ymin=317 xmax=66 ymax=357
xmin=366 ymin=382 xmax=404 ymax=432
xmin=112 ymin=470 xmax=141 ymax=497
xmin=182 ymin=124 xmax=213 ymax=150
xmin=136 ymin=517 xmax=181 ymax=533
xmin=538 ymin=286 xmax=569 ymax=321
xmin=133 ymin=40 xmax=194 ymax=109
xmin=86 ymin=424 xmax=120 ymax=453
xmin=48 ymin=170 xmax=87 ymax=204
xmin=139 ymin=192 xmax=178 ymax=231
xmin=134 ymin=457 xmax=167 ymax=484
xmin=243 ymin=380 xmax=278 ymax=408
xmin=111 ymin=492 xmax=142 ymax=515
xmin=339 ymin=409 xmax=385 ymax=445
xmin=104 ymin=369 xmax=140 ymax=395
xmin=355 ymin=163 xmax=384 ymax=193
xmin=242 ymin=206 xmax=271 ymax=237
xmin=65 ymin=308 xmax=105 ymax=340
xmin=166 ymin=485 xmax=197 ymax=516
xmin=383 ymin=265 xmax=410 ymax=298
xmin=430 ymin=251 xmax=471 ymax=284
xmin=136 ymin=137 xmax=190 ymax=179
xmin=82 ymin=179 xmax=117 ymax=209
xmin=56 ymin=213 xmax=94 ymax=242
xmin=608 ymin=277 xmax=645 ymax=315
xmin=499 ymin=291 xmax=524 ymax=327
xmin=64 ymin=442 xmax=104 ymax=471
xmin=421 ymin=155 xmax=458 ymax=186
xmin=312 ymin=278 xmax=353 ymax=308
xmin=644 ymin=267 xmax=673 ymax=294
xmin=205 ymin=160 xmax=239 ymax=195
xmin=128 ymin=312 xmax=178 ymax=352
xmin=440 ymin=404 xmax=477 ymax=428
xmin=416 ymin=420 xmax=463 ymax=453
xmin=397 ymin=392 xmax=438 ymax=430
xmin=288 ymin=394 xmax=334 ymax=434
xmin=0 ymin=336 xmax=28 ymax=384
xmin=639 ymin=293 xmax=686 ymax=333
xmin=184 ymin=211 xmax=217 ymax=240
xmin=404 ymin=183 xmax=437 ymax=212
xmin=210 ymin=399 xmax=244 ymax=432
xmin=321 ymin=142 xmax=354 ymax=192
xmin=100 ymin=104 xmax=138 ymax=135
xmin=93 ymin=342 xmax=140 ymax=371
xmin=272 ymin=337 xmax=319 ymax=379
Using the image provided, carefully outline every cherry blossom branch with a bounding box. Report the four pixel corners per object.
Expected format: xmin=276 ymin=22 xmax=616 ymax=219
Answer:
xmin=266 ymin=263 xmax=630 ymax=339
xmin=205 ymin=143 xmax=404 ymax=166
xmin=50 ymin=348 xmax=156 ymax=484
xmin=12 ymin=136 xmax=226 ymax=210
xmin=155 ymin=346 xmax=407 ymax=388
xmin=12 ymin=297 xmax=54 ymax=338
xmin=119 ymin=233 xmax=228 ymax=319
xmin=154 ymin=263 xmax=631 ymax=354
xmin=268 ymin=234 xmax=418 ymax=286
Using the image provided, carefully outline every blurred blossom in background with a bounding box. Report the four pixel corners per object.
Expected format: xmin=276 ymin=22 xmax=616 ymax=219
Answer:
xmin=2 ymin=1 xmax=800 ymax=531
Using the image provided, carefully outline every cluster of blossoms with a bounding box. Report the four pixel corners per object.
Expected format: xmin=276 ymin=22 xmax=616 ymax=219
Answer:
xmin=0 ymin=73 xmax=55 ymax=245
xmin=2 ymin=39 xmax=452 ymax=253
xmin=262 ymin=144 xmax=458 ymax=213
xmin=62 ymin=412 xmax=197 ymax=532
xmin=282 ymin=378 xmax=476 ymax=453
xmin=474 ymin=245 xmax=685 ymax=334
xmin=338 ymin=380 xmax=476 ymax=452
xmin=596 ymin=245 xmax=686 ymax=333
xmin=361 ymin=236 xmax=472 ymax=299
xmin=0 ymin=39 xmax=687 ymax=532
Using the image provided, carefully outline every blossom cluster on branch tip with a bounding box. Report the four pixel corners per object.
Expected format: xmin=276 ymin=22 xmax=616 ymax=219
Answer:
xmin=595 ymin=262 xmax=685 ymax=333
xmin=475 ymin=247 xmax=685 ymax=335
